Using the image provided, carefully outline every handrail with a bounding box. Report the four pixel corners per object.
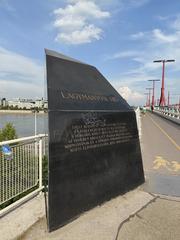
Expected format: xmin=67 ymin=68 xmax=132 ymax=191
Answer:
xmin=154 ymin=108 xmax=180 ymax=118
xmin=0 ymin=134 xmax=47 ymax=146
xmin=0 ymin=134 xmax=47 ymax=214
xmin=154 ymin=107 xmax=180 ymax=124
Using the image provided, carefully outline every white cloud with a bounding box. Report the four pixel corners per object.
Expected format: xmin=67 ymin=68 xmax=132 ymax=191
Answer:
xmin=171 ymin=15 xmax=180 ymax=30
xmin=0 ymin=47 xmax=43 ymax=81
xmin=107 ymin=22 xmax=180 ymax=106
xmin=106 ymin=50 xmax=143 ymax=60
xmin=54 ymin=15 xmax=85 ymax=31
xmin=117 ymin=86 xmax=144 ymax=105
xmin=53 ymin=0 xmax=110 ymax=44
xmin=67 ymin=0 xmax=119 ymax=8
xmin=55 ymin=24 xmax=102 ymax=44
xmin=131 ymin=31 xmax=145 ymax=39
xmin=54 ymin=1 xmax=110 ymax=20
xmin=52 ymin=0 xmax=150 ymax=45
xmin=67 ymin=0 xmax=149 ymax=8
xmin=0 ymin=80 xmax=43 ymax=99
xmin=152 ymin=29 xmax=178 ymax=43
xmin=0 ymin=47 xmax=44 ymax=98
xmin=156 ymin=15 xmax=170 ymax=21
xmin=110 ymin=15 xmax=180 ymax=74
xmin=106 ymin=15 xmax=180 ymax=105
xmin=132 ymin=28 xmax=179 ymax=44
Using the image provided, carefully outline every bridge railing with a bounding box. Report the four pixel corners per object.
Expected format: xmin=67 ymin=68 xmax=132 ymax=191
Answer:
xmin=154 ymin=107 xmax=180 ymax=118
xmin=0 ymin=134 xmax=47 ymax=216
xmin=154 ymin=107 xmax=180 ymax=124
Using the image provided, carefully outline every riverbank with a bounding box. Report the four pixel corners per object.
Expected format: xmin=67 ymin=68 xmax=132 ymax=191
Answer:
xmin=0 ymin=110 xmax=46 ymax=114
xmin=0 ymin=113 xmax=47 ymax=137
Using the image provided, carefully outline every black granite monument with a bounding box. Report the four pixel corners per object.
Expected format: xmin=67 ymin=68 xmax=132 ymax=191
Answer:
xmin=45 ymin=49 xmax=144 ymax=232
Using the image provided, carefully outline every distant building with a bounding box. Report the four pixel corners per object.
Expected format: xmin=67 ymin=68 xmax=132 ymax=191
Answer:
xmin=1 ymin=98 xmax=8 ymax=107
xmin=8 ymin=99 xmax=35 ymax=109
xmin=7 ymin=98 xmax=48 ymax=110
xmin=34 ymin=99 xmax=44 ymax=109
xmin=43 ymin=100 xmax=48 ymax=109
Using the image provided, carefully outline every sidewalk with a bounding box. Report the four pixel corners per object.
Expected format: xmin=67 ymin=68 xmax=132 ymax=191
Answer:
xmin=0 ymin=194 xmax=45 ymax=240
xmin=116 ymin=195 xmax=180 ymax=240
xmin=18 ymin=187 xmax=180 ymax=240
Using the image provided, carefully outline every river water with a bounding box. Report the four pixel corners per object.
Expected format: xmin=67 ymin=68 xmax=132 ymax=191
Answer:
xmin=0 ymin=113 xmax=48 ymax=137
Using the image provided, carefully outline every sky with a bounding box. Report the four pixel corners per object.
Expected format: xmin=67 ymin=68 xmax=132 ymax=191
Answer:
xmin=0 ymin=0 xmax=180 ymax=106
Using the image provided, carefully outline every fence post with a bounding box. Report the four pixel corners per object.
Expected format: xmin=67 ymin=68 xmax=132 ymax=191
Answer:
xmin=39 ymin=137 xmax=43 ymax=190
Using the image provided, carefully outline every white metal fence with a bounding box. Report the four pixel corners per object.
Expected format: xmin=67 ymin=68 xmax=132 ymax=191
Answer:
xmin=154 ymin=107 xmax=180 ymax=124
xmin=0 ymin=134 xmax=47 ymax=212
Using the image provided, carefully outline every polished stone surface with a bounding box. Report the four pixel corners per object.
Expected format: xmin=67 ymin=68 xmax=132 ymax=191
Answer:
xmin=45 ymin=49 xmax=144 ymax=231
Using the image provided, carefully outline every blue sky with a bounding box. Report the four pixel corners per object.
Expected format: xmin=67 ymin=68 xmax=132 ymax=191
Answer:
xmin=0 ymin=0 xmax=180 ymax=105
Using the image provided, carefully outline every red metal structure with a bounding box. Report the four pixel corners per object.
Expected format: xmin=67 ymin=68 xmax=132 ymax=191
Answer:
xmin=146 ymin=88 xmax=153 ymax=107
xmin=168 ymin=91 xmax=170 ymax=107
xmin=148 ymin=79 xmax=160 ymax=107
xmin=172 ymin=94 xmax=180 ymax=110
xmin=144 ymin=93 xmax=149 ymax=107
xmin=153 ymin=59 xmax=175 ymax=106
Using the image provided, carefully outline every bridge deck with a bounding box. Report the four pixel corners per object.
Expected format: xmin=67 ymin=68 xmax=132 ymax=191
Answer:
xmin=141 ymin=111 xmax=180 ymax=196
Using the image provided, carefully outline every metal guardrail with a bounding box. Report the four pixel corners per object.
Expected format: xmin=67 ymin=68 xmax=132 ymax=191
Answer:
xmin=0 ymin=134 xmax=47 ymax=215
xmin=154 ymin=107 xmax=180 ymax=124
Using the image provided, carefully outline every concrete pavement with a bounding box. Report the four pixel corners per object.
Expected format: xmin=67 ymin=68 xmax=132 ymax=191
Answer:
xmin=19 ymin=189 xmax=154 ymax=240
xmin=19 ymin=189 xmax=180 ymax=240
xmin=0 ymin=194 xmax=45 ymax=240
xmin=117 ymin=195 xmax=180 ymax=240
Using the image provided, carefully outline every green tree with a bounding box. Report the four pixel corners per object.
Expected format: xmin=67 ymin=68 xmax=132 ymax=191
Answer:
xmin=0 ymin=123 xmax=17 ymax=141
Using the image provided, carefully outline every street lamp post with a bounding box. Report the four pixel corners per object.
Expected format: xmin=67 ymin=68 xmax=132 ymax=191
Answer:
xmin=146 ymin=88 xmax=153 ymax=107
xmin=172 ymin=94 xmax=180 ymax=109
xmin=144 ymin=93 xmax=149 ymax=107
xmin=148 ymin=79 xmax=160 ymax=107
xmin=168 ymin=91 xmax=170 ymax=107
xmin=34 ymin=110 xmax=37 ymax=136
xmin=32 ymin=108 xmax=39 ymax=156
xmin=153 ymin=59 xmax=175 ymax=107
xmin=32 ymin=108 xmax=38 ymax=136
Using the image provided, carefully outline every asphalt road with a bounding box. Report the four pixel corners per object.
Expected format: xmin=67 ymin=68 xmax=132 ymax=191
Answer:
xmin=141 ymin=111 xmax=180 ymax=196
